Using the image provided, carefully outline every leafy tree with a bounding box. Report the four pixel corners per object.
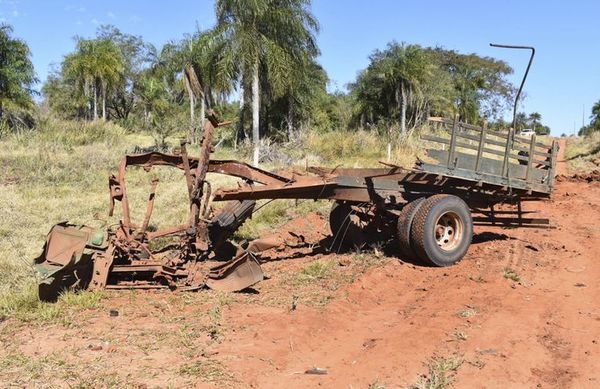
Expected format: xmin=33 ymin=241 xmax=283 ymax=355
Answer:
xmin=62 ymin=38 xmax=124 ymax=121
xmin=431 ymin=49 xmax=514 ymax=124
xmin=578 ymin=100 xmax=600 ymax=136
xmin=213 ymin=0 xmax=319 ymax=164
xmin=0 ymin=24 xmax=37 ymax=120
xmin=529 ymin=112 xmax=541 ymax=132
xmin=514 ymin=112 xmax=528 ymax=131
xmin=591 ymin=100 xmax=600 ymax=129
xmin=96 ymin=25 xmax=154 ymax=121
xmin=349 ymin=44 xmax=514 ymax=134
xmin=377 ymin=42 xmax=431 ymax=134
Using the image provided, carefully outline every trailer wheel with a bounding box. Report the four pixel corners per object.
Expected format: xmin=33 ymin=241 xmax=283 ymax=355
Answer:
xmin=410 ymin=194 xmax=472 ymax=266
xmin=329 ymin=202 xmax=370 ymax=250
xmin=396 ymin=198 xmax=426 ymax=261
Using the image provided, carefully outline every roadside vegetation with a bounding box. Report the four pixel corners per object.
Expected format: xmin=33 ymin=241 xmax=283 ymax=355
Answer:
xmin=566 ymin=130 xmax=600 ymax=173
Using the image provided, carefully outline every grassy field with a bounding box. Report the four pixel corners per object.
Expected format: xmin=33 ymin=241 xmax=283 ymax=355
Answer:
xmin=0 ymin=119 xmax=424 ymax=320
xmin=565 ymin=132 xmax=600 ymax=172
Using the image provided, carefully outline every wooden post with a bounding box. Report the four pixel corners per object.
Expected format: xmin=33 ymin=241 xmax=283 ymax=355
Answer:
xmin=447 ymin=114 xmax=459 ymax=168
xmin=475 ymin=121 xmax=487 ymax=173
xmin=525 ymin=134 xmax=536 ymax=184
xmin=548 ymin=140 xmax=558 ymax=189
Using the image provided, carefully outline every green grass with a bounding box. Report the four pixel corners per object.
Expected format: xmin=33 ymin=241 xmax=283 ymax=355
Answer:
xmin=407 ymin=355 xmax=464 ymax=389
xmin=298 ymin=259 xmax=336 ymax=282
xmin=502 ymin=267 xmax=521 ymax=283
xmin=0 ymin=284 xmax=105 ymax=324
xmin=178 ymin=359 xmax=235 ymax=384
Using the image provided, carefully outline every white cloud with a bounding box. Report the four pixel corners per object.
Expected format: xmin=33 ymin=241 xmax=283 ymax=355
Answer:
xmin=106 ymin=11 xmax=115 ymax=19
xmin=91 ymin=18 xmax=99 ymax=25
xmin=129 ymin=14 xmax=141 ymax=24
xmin=11 ymin=9 xmax=18 ymax=17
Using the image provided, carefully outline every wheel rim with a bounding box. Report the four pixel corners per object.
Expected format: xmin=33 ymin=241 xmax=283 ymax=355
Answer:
xmin=434 ymin=211 xmax=463 ymax=251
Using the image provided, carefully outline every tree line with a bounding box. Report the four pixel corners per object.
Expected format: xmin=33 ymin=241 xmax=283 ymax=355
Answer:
xmin=1 ymin=0 xmax=566 ymax=160
xmin=579 ymin=101 xmax=600 ymax=136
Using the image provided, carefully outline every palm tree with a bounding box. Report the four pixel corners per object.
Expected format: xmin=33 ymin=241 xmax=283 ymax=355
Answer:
xmin=179 ymin=30 xmax=224 ymax=136
xmin=379 ymin=43 xmax=429 ymax=134
xmin=63 ymin=41 xmax=95 ymax=119
xmin=515 ymin=112 xmax=528 ymax=131
xmin=529 ymin=112 xmax=541 ymax=132
xmin=95 ymin=39 xmax=124 ymax=121
xmin=591 ymin=100 xmax=600 ymax=129
xmin=213 ymin=0 xmax=319 ymax=165
xmin=64 ymin=38 xmax=123 ymax=121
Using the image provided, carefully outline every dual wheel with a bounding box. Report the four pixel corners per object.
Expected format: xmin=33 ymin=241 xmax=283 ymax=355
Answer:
xmin=329 ymin=194 xmax=472 ymax=267
xmin=397 ymin=194 xmax=472 ymax=266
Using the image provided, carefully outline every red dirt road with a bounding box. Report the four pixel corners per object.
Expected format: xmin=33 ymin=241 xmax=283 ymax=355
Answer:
xmin=217 ymin=170 xmax=600 ymax=387
xmin=2 ymin=139 xmax=600 ymax=388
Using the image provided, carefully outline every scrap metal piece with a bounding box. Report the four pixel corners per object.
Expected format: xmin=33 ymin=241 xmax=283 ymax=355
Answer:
xmin=34 ymin=223 xmax=105 ymax=301
xmin=206 ymin=252 xmax=264 ymax=292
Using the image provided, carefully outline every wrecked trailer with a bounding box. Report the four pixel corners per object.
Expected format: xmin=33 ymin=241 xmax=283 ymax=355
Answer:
xmin=35 ymin=44 xmax=557 ymax=301
xmin=34 ymin=112 xmax=297 ymax=301
xmin=34 ymin=111 xmax=558 ymax=301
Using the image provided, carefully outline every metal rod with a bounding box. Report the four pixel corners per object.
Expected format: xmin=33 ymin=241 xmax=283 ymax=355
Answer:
xmin=489 ymin=43 xmax=535 ymax=133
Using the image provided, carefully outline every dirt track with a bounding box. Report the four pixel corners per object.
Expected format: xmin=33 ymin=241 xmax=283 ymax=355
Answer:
xmin=2 ymin=139 xmax=600 ymax=388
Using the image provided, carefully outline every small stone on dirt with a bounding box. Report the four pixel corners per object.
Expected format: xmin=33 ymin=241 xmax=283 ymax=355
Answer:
xmin=574 ymin=283 xmax=587 ymax=288
xmin=88 ymin=344 xmax=102 ymax=351
xmin=338 ymin=257 xmax=351 ymax=267
xmin=305 ymin=367 xmax=328 ymax=375
xmin=109 ymin=309 xmax=119 ymax=317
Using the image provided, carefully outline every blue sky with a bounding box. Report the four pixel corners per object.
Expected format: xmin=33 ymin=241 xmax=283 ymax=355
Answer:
xmin=1 ymin=0 xmax=599 ymax=135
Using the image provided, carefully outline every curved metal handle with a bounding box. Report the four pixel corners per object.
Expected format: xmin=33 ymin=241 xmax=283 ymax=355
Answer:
xmin=490 ymin=43 xmax=536 ymax=133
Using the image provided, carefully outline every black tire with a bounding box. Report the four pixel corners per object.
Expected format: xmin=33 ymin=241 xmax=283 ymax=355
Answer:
xmin=329 ymin=201 xmax=370 ymax=250
xmin=396 ymin=198 xmax=426 ymax=261
xmin=410 ymin=194 xmax=473 ymax=267
xmin=208 ymin=200 xmax=256 ymax=247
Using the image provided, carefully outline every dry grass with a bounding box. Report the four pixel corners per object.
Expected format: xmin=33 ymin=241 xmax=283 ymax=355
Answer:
xmin=566 ymin=132 xmax=600 ymax=173
xmin=407 ymin=355 xmax=464 ymax=389
xmin=0 ymin=120 xmax=424 ymax=322
xmin=0 ymin=119 xmax=430 ymax=387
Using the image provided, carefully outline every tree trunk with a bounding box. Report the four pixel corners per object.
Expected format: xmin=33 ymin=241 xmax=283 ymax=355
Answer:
xmin=252 ymin=64 xmax=260 ymax=166
xmin=183 ymin=69 xmax=195 ymax=139
xmin=93 ymin=82 xmax=98 ymax=121
xmin=188 ymin=90 xmax=195 ymax=124
xmin=84 ymin=79 xmax=90 ymax=120
xmin=400 ymin=82 xmax=407 ymax=135
xmin=200 ymin=91 xmax=205 ymax=133
xmin=235 ymin=83 xmax=245 ymax=150
xmin=102 ymin=83 xmax=107 ymax=121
